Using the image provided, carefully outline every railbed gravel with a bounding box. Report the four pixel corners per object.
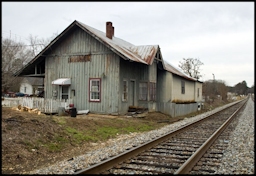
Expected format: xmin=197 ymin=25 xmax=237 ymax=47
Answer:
xmin=28 ymin=98 xmax=254 ymax=174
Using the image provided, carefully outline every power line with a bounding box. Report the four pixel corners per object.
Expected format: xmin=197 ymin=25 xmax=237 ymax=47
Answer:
xmin=2 ymin=30 xmax=30 ymax=42
xmin=3 ymin=44 xmax=46 ymax=47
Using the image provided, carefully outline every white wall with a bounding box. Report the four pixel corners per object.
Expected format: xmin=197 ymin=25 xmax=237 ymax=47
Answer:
xmin=172 ymin=75 xmax=195 ymax=102
xmin=20 ymin=82 xmax=33 ymax=95
xmin=194 ymin=81 xmax=203 ymax=102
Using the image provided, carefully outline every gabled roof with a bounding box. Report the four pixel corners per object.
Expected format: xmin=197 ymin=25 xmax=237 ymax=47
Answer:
xmin=76 ymin=20 xmax=158 ymax=65
xmin=15 ymin=20 xmax=200 ymax=82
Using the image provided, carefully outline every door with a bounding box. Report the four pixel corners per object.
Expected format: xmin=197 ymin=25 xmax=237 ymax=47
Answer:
xmin=60 ymin=85 xmax=69 ymax=100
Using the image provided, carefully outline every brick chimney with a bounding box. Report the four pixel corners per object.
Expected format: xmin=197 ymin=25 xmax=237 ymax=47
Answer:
xmin=106 ymin=22 xmax=114 ymax=39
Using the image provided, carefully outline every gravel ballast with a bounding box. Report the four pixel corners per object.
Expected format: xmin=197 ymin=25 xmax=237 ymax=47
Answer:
xmin=216 ymin=97 xmax=254 ymax=174
xmin=28 ymin=98 xmax=254 ymax=174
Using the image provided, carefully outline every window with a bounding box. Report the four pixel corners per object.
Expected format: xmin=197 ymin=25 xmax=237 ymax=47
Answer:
xmin=197 ymin=88 xmax=200 ymax=97
xmin=89 ymin=78 xmax=101 ymax=102
xmin=24 ymin=87 xmax=26 ymax=93
xmin=61 ymin=86 xmax=69 ymax=100
xmin=139 ymin=82 xmax=148 ymax=100
xmin=149 ymin=82 xmax=156 ymax=101
xmin=181 ymin=81 xmax=185 ymax=94
xmin=122 ymin=80 xmax=128 ymax=101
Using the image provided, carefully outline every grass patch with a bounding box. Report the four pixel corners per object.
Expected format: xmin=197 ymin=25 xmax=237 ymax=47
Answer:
xmin=95 ymin=127 xmax=119 ymax=140
xmin=65 ymin=127 xmax=97 ymax=143
xmin=122 ymin=126 xmax=137 ymax=133
xmin=137 ymin=124 xmax=154 ymax=131
xmin=47 ymin=143 xmax=63 ymax=152
xmin=55 ymin=135 xmax=68 ymax=143
xmin=53 ymin=117 xmax=66 ymax=125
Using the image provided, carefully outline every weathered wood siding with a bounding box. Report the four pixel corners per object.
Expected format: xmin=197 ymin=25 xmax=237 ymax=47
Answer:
xmin=44 ymin=27 xmax=120 ymax=114
xmin=119 ymin=58 xmax=149 ymax=114
xmin=147 ymin=60 xmax=157 ymax=111
xmin=118 ymin=58 xmax=158 ymax=114
xmin=157 ymin=70 xmax=172 ymax=103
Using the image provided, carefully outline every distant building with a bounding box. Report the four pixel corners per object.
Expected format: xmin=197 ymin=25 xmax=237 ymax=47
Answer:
xmin=20 ymin=77 xmax=44 ymax=95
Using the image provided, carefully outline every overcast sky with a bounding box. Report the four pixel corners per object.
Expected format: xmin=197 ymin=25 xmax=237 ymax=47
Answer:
xmin=2 ymin=1 xmax=254 ymax=87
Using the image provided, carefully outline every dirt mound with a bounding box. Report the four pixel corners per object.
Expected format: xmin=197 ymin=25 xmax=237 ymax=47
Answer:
xmin=1 ymin=107 xmax=173 ymax=174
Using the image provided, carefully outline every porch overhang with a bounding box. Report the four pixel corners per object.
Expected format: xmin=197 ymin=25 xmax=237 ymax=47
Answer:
xmin=52 ymin=78 xmax=71 ymax=85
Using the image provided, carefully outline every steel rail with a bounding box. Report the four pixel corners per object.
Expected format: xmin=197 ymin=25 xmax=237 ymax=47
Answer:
xmin=74 ymin=98 xmax=247 ymax=174
xmin=174 ymin=98 xmax=248 ymax=174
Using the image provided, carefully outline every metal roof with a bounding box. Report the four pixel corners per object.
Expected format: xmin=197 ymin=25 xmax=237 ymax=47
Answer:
xmin=163 ymin=61 xmax=197 ymax=81
xmin=76 ymin=21 xmax=198 ymax=81
xmin=77 ymin=21 xmax=159 ymax=65
xmin=15 ymin=20 xmax=200 ymax=82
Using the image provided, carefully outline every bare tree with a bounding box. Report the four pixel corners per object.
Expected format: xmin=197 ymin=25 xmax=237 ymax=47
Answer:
xmin=178 ymin=58 xmax=204 ymax=80
xmin=27 ymin=34 xmax=53 ymax=57
xmin=215 ymin=80 xmax=228 ymax=101
xmin=2 ymin=32 xmax=59 ymax=93
xmin=1 ymin=38 xmax=32 ymax=92
xmin=202 ymin=79 xmax=228 ymax=103
xmin=202 ymin=80 xmax=215 ymax=103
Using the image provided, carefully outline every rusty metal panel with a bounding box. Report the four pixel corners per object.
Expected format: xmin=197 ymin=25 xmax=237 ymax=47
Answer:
xmin=77 ymin=21 xmax=158 ymax=65
xmin=129 ymin=45 xmax=158 ymax=64
xmin=77 ymin=21 xmax=196 ymax=83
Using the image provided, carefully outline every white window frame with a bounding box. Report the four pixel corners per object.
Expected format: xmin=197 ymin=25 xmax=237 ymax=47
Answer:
xmin=89 ymin=78 xmax=101 ymax=102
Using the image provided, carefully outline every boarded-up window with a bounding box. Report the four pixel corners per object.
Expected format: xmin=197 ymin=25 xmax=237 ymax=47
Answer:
xmin=139 ymin=82 xmax=148 ymax=101
xmin=89 ymin=78 xmax=101 ymax=102
xmin=197 ymin=88 xmax=200 ymax=97
xmin=149 ymin=82 xmax=156 ymax=101
xmin=68 ymin=55 xmax=91 ymax=63
xmin=181 ymin=81 xmax=185 ymax=94
xmin=122 ymin=80 xmax=128 ymax=101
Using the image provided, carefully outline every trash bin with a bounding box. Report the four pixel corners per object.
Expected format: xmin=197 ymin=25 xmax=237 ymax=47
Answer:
xmin=70 ymin=108 xmax=77 ymax=117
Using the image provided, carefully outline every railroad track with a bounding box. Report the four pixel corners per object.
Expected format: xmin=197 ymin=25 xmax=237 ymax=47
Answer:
xmin=75 ymin=98 xmax=248 ymax=174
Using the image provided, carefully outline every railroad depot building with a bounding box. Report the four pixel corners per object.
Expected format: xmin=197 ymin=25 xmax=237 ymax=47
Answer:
xmin=15 ymin=20 xmax=203 ymax=117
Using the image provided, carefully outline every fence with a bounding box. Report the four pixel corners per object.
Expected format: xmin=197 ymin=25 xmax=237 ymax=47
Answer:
xmin=2 ymin=97 xmax=73 ymax=113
